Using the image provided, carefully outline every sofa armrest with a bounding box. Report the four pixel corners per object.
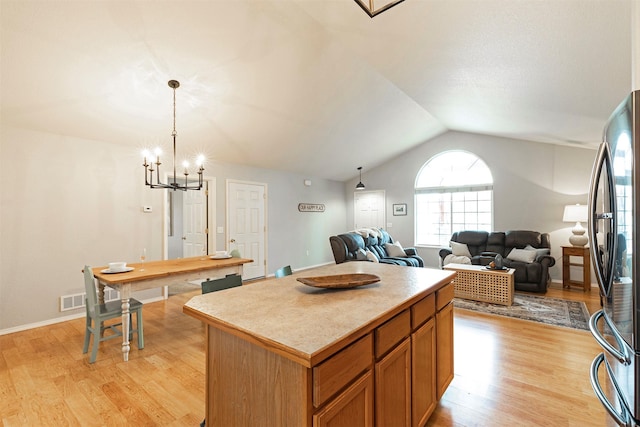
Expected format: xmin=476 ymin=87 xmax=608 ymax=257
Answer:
xmin=404 ymin=247 xmax=418 ymax=256
xmin=537 ymin=255 xmax=556 ymax=268
xmin=329 ymin=236 xmax=348 ymax=264
xmin=439 ymin=248 xmax=452 ymax=259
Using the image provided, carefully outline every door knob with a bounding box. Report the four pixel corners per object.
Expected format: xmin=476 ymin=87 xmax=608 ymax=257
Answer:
xmin=182 ymin=236 xmax=186 ymax=240
xmin=230 ymin=238 xmax=236 ymax=243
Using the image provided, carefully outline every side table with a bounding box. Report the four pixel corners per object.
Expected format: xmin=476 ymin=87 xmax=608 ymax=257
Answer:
xmin=562 ymin=246 xmax=591 ymax=291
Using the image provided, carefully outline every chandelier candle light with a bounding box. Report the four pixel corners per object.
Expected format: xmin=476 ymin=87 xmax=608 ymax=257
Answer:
xmin=142 ymin=80 xmax=205 ymax=191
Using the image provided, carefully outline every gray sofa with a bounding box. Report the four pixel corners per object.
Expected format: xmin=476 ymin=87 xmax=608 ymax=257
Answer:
xmin=330 ymin=229 xmax=424 ymax=267
xmin=438 ymin=230 xmax=555 ymax=293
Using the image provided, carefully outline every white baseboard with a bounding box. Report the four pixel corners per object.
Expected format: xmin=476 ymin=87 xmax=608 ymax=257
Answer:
xmin=0 ymin=295 xmax=167 ymax=336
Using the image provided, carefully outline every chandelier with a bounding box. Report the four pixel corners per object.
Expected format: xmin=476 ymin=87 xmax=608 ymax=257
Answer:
xmin=143 ymin=80 xmax=204 ymax=191
xmin=354 ymin=0 xmax=405 ymax=17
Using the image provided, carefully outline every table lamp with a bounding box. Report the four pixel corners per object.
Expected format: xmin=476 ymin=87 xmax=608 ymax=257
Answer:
xmin=563 ymin=204 xmax=588 ymax=246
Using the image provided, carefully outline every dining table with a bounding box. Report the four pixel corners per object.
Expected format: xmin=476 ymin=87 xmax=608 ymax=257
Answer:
xmin=91 ymin=255 xmax=253 ymax=361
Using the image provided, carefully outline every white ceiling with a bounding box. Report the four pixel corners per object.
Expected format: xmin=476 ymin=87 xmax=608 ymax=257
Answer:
xmin=1 ymin=0 xmax=633 ymax=181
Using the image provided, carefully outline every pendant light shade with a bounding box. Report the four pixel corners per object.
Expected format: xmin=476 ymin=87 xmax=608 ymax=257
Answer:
xmin=356 ymin=167 xmax=365 ymax=190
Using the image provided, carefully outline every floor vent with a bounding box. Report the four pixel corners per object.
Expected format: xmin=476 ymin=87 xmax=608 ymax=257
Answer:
xmin=59 ymin=288 xmax=121 ymax=312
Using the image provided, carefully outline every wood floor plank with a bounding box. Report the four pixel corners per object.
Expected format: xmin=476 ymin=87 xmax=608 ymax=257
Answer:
xmin=0 ymin=280 xmax=609 ymax=426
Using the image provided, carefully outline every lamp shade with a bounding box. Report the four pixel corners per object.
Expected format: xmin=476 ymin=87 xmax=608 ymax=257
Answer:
xmin=563 ymin=204 xmax=588 ymax=223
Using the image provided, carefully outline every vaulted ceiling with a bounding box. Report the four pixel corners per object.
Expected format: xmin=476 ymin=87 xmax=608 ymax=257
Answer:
xmin=1 ymin=0 xmax=633 ymax=181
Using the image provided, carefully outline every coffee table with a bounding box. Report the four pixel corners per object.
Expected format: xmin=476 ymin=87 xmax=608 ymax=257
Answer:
xmin=443 ymin=263 xmax=515 ymax=306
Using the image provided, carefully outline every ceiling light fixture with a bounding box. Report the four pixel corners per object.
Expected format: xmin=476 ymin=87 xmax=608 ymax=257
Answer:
xmin=354 ymin=0 xmax=406 ymax=17
xmin=142 ymin=80 xmax=204 ymax=191
xmin=356 ymin=166 xmax=366 ymax=190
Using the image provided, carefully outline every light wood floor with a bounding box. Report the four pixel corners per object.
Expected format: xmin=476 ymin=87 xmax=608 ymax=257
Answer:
xmin=0 ymin=281 xmax=606 ymax=426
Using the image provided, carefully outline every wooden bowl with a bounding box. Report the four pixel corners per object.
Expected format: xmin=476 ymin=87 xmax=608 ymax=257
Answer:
xmin=296 ymin=273 xmax=381 ymax=289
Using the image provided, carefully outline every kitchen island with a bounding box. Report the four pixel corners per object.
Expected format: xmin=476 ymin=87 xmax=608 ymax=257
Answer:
xmin=183 ymin=262 xmax=456 ymax=427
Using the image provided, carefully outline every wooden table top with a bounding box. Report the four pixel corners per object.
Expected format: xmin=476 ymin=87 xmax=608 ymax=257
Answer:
xmin=91 ymin=256 xmax=253 ymax=285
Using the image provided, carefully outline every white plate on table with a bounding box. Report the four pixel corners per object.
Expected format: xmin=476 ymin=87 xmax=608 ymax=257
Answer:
xmin=210 ymin=255 xmax=232 ymax=260
xmin=101 ymin=267 xmax=135 ymax=274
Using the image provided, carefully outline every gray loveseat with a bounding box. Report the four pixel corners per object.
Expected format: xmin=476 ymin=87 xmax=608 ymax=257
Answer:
xmin=330 ymin=229 xmax=424 ymax=267
xmin=438 ymin=230 xmax=555 ymax=293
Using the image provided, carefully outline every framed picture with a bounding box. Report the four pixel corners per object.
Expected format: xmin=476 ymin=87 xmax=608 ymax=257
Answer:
xmin=393 ymin=203 xmax=407 ymax=216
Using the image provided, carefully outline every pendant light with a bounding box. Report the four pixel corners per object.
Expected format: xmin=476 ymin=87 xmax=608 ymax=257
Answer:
xmin=355 ymin=166 xmax=366 ymax=190
xmin=142 ymin=80 xmax=205 ymax=191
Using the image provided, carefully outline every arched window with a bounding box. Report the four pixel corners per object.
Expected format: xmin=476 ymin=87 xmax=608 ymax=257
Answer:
xmin=415 ymin=150 xmax=493 ymax=246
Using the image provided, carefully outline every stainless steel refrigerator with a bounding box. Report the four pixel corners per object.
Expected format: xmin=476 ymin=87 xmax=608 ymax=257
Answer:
xmin=589 ymin=89 xmax=640 ymax=426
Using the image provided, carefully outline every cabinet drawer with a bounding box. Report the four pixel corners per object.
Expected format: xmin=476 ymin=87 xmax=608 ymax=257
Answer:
xmin=313 ymin=334 xmax=373 ymax=408
xmin=411 ymin=293 xmax=435 ymax=329
xmin=375 ymin=309 xmax=411 ymax=359
xmin=436 ymin=283 xmax=454 ymax=311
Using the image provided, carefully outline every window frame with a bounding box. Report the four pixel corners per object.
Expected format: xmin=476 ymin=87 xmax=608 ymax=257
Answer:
xmin=414 ymin=151 xmax=494 ymax=247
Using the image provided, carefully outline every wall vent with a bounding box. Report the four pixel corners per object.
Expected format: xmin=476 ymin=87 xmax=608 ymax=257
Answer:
xmin=59 ymin=288 xmax=121 ymax=312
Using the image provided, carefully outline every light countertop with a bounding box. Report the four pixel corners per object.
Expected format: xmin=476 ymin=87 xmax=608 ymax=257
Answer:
xmin=184 ymin=262 xmax=454 ymax=367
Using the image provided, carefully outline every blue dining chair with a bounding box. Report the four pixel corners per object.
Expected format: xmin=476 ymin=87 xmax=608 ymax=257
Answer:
xmin=201 ymin=274 xmax=243 ymax=294
xmin=274 ymin=265 xmax=293 ymax=278
xmin=82 ymin=266 xmax=144 ymax=363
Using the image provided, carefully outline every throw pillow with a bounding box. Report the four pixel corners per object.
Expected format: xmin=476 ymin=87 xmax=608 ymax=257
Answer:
xmin=385 ymin=241 xmax=407 ymax=257
xmin=506 ymin=248 xmax=537 ymax=263
xmin=450 ymin=241 xmax=472 ymax=258
xmin=525 ymin=244 xmax=550 ymax=260
xmin=355 ymin=248 xmax=368 ymax=261
xmin=443 ymin=254 xmax=472 ymax=266
xmin=366 ymin=250 xmax=379 ymax=263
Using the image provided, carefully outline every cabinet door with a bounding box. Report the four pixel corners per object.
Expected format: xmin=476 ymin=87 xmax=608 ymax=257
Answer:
xmin=412 ymin=317 xmax=436 ymax=427
xmin=313 ymin=371 xmax=374 ymax=427
xmin=375 ymin=339 xmax=411 ymax=427
xmin=436 ymin=302 xmax=454 ymax=399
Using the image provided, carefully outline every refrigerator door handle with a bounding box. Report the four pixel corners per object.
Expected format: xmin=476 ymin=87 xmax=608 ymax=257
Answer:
xmin=588 ymin=141 xmax=617 ymax=294
xmin=591 ymin=353 xmax=632 ymax=427
xmin=589 ymin=310 xmax=630 ymax=364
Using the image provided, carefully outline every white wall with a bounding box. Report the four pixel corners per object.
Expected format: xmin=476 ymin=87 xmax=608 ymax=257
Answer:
xmin=345 ymin=131 xmax=597 ymax=281
xmin=0 ymin=126 xmax=347 ymax=331
xmin=0 ymin=125 xmax=599 ymax=331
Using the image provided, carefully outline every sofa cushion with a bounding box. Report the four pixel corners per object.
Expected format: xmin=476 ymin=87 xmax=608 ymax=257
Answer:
xmin=443 ymin=254 xmax=471 ymax=266
xmin=451 ymin=241 xmax=472 ymax=257
xmin=366 ymin=250 xmax=379 ymax=263
xmin=355 ymin=248 xmax=368 ymax=261
xmin=505 ymin=230 xmax=543 ymax=249
xmin=506 ymin=248 xmax=537 ymax=263
xmin=385 ymin=241 xmax=407 ymax=257
xmin=525 ymin=244 xmax=550 ymax=260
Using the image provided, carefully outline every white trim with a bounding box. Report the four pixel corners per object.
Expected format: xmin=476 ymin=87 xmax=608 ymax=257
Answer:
xmin=226 ymin=179 xmax=268 ymax=279
xmin=0 ymin=296 xmax=166 ymax=336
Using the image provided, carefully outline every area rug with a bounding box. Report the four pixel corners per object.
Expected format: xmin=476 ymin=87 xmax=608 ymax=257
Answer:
xmin=453 ymin=294 xmax=591 ymax=331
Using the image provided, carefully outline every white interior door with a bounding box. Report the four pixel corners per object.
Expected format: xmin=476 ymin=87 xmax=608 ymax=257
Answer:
xmin=227 ymin=181 xmax=266 ymax=280
xmin=182 ymin=182 xmax=208 ymax=257
xmin=354 ymin=190 xmax=386 ymax=229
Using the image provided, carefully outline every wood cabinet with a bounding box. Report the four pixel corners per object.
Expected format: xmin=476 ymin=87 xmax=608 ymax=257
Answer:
xmin=372 ymin=285 xmax=453 ymax=427
xmin=375 ymin=338 xmax=411 ymax=426
xmin=436 ymin=282 xmax=454 ymax=399
xmin=562 ymin=245 xmax=591 ymax=291
xmin=183 ymin=262 xmax=456 ymax=427
xmin=313 ymin=371 xmax=374 ymax=427
xmin=412 ymin=318 xmax=436 ymax=427
xmin=436 ymin=301 xmax=454 ymax=399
